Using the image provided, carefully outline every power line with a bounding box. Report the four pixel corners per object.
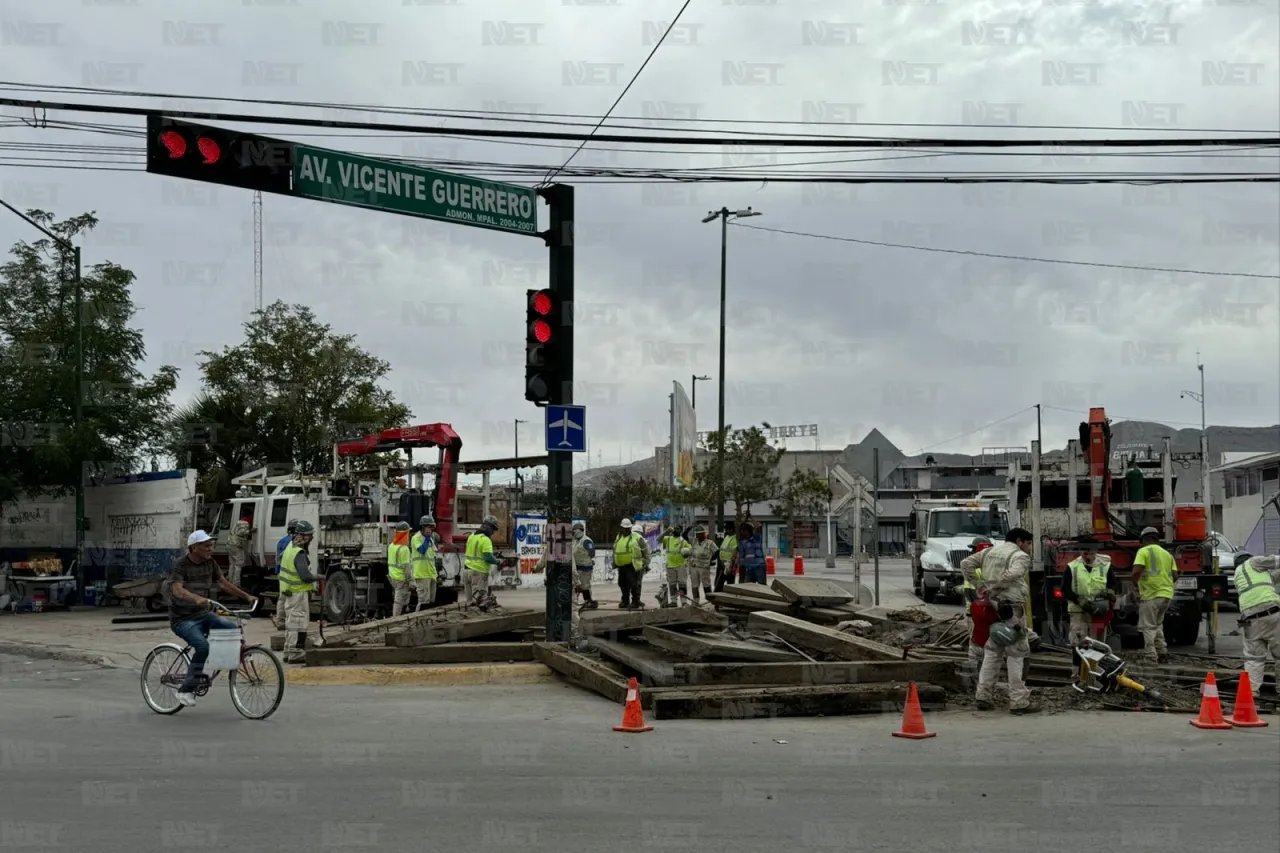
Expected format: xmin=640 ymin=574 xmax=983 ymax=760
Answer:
xmin=541 ymin=0 xmax=691 ymax=185
xmin=912 ymin=407 xmax=1038 ymax=455
xmin=2 ymin=95 xmax=1277 ymax=149
xmin=1040 ymin=405 xmax=1217 ymax=429
xmin=4 ymin=80 xmax=1276 ymax=136
xmin=731 ymin=223 xmax=1280 ymax=280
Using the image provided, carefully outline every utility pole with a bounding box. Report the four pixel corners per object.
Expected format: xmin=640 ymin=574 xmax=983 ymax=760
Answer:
xmin=0 ymin=200 xmax=86 ymax=603
xmin=539 ymin=184 xmax=574 ymax=643
xmin=872 ymin=448 xmax=881 ymax=606
xmin=514 ymin=418 xmax=527 ymax=519
xmin=1035 ymin=403 xmax=1042 ymax=450
xmin=1181 ymin=354 xmax=1210 ymax=508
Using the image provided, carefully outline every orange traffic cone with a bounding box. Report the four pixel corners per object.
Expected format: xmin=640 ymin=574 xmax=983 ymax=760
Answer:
xmin=765 ymin=556 xmax=775 ymax=576
xmin=793 ymin=555 xmax=804 ymax=576
xmin=612 ymin=677 xmax=653 ymax=733
xmin=1228 ymin=672 xmax=1268 ymax=728
xmin=1190 ymin=672 xmax=1233 ymax=730
xmin=891 ymin=682 xmax=936 ymax=740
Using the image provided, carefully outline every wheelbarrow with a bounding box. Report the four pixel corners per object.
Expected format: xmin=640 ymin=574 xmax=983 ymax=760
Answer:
xmin=110 ymin=575 xmax=167 ymax=615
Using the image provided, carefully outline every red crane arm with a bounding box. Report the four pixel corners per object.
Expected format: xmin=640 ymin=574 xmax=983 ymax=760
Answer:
xmin=333 ymin=423 xmax=463 ymax=546
xmin=1086 ymin=407 xmax=1112 ymax=538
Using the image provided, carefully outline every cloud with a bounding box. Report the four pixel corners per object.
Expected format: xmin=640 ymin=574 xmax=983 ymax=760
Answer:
xmin=0 ymin=0 xmax=1275 ymax=477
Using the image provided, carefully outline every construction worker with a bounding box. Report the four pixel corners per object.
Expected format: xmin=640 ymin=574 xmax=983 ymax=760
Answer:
xmin=1062 ymin=550 xmax=1115 ymax=645
xmin=960 ymin=536 xmax=993 ymax=684
xmin=277 ymin=520 xmax=318 ymax=664
xmin=410 ymin=516 xmax=441 ymax=612
xmin=715 ymin=521 xmax=738 ymax=591
xmin=572 ymin=522 xmax=598 ymax=609
xmin=612 ymin=518 xmax=650 ymax=610
xmin=226 ymin=513 xmax=254 ymax=587
xmin=661 ymin=525 xmax=693 ymax=607
xmin=736 ymin=521 xmax=766 ymax=585
xmin=272 ymin=519 xmax=299 ymax=630
xmin=1232 ymin=553 xmax=1280 ymax=697
xmin=960 ymin=527 xmax=1040 ymax=714
xmin=463 ymin=515 xmax=502 ymax=609
xmin=387 ymin=521 xmax=413 ymax=617
xmin=687 ymin=525 xmax=717 ymax=604
xmin=1132 ymin=526 xmax=1177 ymax=664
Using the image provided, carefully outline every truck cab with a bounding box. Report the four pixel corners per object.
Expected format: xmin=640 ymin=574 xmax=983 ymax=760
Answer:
xmin=909 ymin=501 xmax=1009 ymax=603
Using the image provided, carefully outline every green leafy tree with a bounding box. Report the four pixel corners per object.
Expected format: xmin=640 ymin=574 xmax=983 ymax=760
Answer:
xmin=574 ymin=470 xmax=664 ymax=541
xmin=0 ymin=211 xmax=176 ymax=503
xmin=772 ymin=468 xmax=832 ymax=555
xmin=168 ymin=300 xmax=409 ymax=497
xmin=684 ymin=426 xmax=783 ymax=528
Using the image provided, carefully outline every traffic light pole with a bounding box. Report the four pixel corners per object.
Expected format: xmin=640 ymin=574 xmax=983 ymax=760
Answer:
xmin=540 ymin=183 xmax=574 ymax=643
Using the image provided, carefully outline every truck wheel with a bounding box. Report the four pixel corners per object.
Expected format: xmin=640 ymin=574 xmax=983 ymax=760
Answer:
xmin=921 ymin=584 xmax=937 ymax=604
xmin=323 ymin=570 xmax=356 ymax=624
xmin=1166 ymin=611 xmax=1201 ymax=648
xmin=146 ymin=595 xmax=165 ymax=613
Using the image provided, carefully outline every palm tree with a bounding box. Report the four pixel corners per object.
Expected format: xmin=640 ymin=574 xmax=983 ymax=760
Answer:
xmin=166 ymin=391 xmax=274 ymax=502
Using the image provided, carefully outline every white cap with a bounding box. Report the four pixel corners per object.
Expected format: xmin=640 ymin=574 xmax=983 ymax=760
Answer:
xmin=187 ymin=530 xmax=213 ymax=547
xmin=620 ymin=518 xmax=633 ymax=530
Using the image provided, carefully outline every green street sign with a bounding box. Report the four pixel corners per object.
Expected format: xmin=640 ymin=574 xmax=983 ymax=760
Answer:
xmin=292 ymin=144 xmax=539 ymax=235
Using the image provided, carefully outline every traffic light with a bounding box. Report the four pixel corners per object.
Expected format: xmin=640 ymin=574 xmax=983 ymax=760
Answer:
xmin=145 ymin=115 xmax=294 ymax=194
xmin=525 ymin=288 xmax=563 ymax=405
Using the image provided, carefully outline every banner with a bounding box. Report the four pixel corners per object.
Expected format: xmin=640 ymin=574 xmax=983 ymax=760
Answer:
xmin=672 ymin=381 xmax=696 ymax=487
xmin=513 ymin=514 xmax=587 ymax=574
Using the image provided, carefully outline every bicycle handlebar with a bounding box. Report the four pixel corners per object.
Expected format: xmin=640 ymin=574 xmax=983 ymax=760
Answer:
xmin=209 ymin=598 xmax=260 ymax=617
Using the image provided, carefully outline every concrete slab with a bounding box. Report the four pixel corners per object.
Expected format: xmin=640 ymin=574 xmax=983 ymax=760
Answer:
xmin=641 ymin=627 xmax=804 ymax=663
xmin=706 ymin=592 xmax=793 ymax=614
xmin=746 ymin=612 xmax=906 ymax=662
xmin=770 ymin=577 xmax=855 ymax=608
xmin=663 ymin=658 xmax=960 ymax=690
xmin=728 ymin=583 xmax=788 ymax=602
xmin=650 ymin=682 xmax=947 ymax=721
xmin=533 ymin=642 xmax=631 ymax=705
xmin=579 ymin=605 xmax=726 ymax=639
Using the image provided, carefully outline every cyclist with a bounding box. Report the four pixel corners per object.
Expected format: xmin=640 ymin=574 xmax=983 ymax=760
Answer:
xmin=165 ymin=529 xmax=256 ymax=706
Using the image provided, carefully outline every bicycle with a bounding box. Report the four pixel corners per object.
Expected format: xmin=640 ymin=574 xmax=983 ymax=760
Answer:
xmin=140 ymin=599 xmax=285 ymax=720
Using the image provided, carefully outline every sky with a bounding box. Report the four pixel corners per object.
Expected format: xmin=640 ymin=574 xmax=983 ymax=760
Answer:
xmin=0 ymin=0 xmax=1277 ymax=488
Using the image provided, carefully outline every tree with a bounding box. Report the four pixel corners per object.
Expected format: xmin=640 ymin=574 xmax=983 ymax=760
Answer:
xmin=0 ymin=211 xmax=176 ymax=503
xmin=772 ymin=468 xmax=832 ymax=555
xmin=574 ymin=470 xmax=664 ymax=540
xmin=167 ymin=300 xmax=409 ymax=497
xmin=682 ymin=426 xmax=783 ymax=528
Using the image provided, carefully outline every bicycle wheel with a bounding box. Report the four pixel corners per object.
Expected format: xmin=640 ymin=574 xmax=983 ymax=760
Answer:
xmin=141 ymin=644 xmax=190 ymax=715
xmin=229 ymin=645 xmax=285 ymax=720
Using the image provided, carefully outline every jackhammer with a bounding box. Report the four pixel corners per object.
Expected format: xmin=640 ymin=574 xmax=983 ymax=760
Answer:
xmin=1071 ymin=637 xmax=1168 ymax=705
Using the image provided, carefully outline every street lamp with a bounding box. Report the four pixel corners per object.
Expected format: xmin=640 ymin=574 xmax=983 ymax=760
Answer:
xmin=690 ymin=374 xmax=710 ymax=412
xmin=700 ymin=206 xmax=761 ymax=535
xmin=0 ymin=198 xmax=84 ymax=604
xmin=514 ymin=419 xmax=528 ymax=514
xmin=1180 ymin=354 xmax=1210 ymax=506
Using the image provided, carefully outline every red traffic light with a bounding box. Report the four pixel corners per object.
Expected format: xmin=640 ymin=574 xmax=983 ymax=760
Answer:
xmin=531 ymin=290 xmax=552 ymax=315
xmin=159 ymin=130 xmax=186 ymax=159
xmin=196 ymin=136 xmax=222 ymax=164
xmin=532 ymin=319 xmax=552 ymax=343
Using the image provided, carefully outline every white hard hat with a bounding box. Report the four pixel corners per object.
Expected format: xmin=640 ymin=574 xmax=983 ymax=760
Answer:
xmin=187 ymin=530 xmax=213 ymax=547
xmin=1139 ymin=526 xmax=1160 ymax=539
xmin=620 ymin=518 xmax=633 ymax=530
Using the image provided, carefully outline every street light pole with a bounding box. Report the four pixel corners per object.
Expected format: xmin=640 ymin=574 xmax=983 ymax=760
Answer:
xmin=1181 ymin=354 xmax=1209 ymax=505
xmin=690 ymin=374 xmax=709 ymax=412
xmin=514 ymin=419 xmax=528 ymax=515
xmin=700 ymin=206 xmax=761 ymax=535
xmin=0 ymin=199 xmax=85 ymax=603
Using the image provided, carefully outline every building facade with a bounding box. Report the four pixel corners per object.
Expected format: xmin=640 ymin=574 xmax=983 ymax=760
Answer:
xmin=1213 ymin=451 xmax=1280 ymax=555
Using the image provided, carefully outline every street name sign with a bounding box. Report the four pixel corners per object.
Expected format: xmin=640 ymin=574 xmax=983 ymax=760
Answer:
xmin=292 ymin=144 xmax=539 ymax=235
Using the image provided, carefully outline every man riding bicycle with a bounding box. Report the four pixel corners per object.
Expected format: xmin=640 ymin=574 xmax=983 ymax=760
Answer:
xmin=165 ymin=530 xmax=256 ymax=706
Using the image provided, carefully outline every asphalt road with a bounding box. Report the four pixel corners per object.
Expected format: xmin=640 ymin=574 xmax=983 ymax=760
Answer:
xmin=3 ymin=653 xmax=1277 ymax=852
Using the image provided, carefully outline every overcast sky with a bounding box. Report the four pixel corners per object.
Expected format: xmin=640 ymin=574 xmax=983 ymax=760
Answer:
xmin=1 ymin=0 xmax=1276 ymax=485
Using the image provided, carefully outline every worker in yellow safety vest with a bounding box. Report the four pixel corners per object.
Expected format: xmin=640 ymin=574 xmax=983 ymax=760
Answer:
xmin=410 ymin=515 xmax=441 ymax=612
xmin=1132 ymin=527 xmax=1177 ymax=664
xmin=277 ymin=520 xmax=318 ymax=663
xmin=1063 ymin=551 xmax=1115 ymax=645
xmin=1231 ymin=553 xmax=1280 ymax=697
xmin=463 ymin=514 xmax=502 ymax=610
xmin=660 ymin=526 xmax=693 ymax=608
xmin=612 ymin=517 xmax=650 ymax=610
xmin=715 ymin=521 xmax=739 ymax=592
xmin=387 ymin=521 xmax=413 ymax=617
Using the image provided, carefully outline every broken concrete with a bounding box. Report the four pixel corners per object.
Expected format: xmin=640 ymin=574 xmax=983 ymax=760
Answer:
xmin=706 ymin=591 xmax=793 ymax=615
xmin=316 ymin=605 xmax=503 ymax=647
xmin=533 ymin=642 xmax=631 ymax=705
xmin=392 ymin=611 xmax=544 ymax=646
xmin=746 ymin=612 xmax=906 ymax=662
xmin=304 ymin=642 xmax=534 ymax=667
xmin=641 ymin=626 xmax=804 ymax=663
xmin=770 ymin=577 xmax=854 ymax=608
xmin=650 ymin=682 xmax=946 ymax=721
xmin=727 ymin=583 xmax=788 ymax=602
xmin=579 ymin=605 xmax=726 ymax=638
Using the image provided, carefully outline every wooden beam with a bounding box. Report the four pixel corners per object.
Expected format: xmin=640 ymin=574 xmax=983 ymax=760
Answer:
xmin=591 ymin=638 xmax=681 ymax=687
xmin=746 ymin=612 xmax=904 ymax=662
xmin=399 ymin=611 xmax=545 ymax=646
xmin=304 ymin=642 xmax=534 ymax=667
xmin=664 ymin=658 xmax=960 ymax=689
xmin=641 ymin=626 xmax=804 ymax=663
xmin=579 ymin=605 xmax=727 ymax=639
xmin=651 ymin=682 xmax=947 ymax=721
xmin=727 ymin=583 xmax=788 ymax=603
xmin=770 ymin=577 xmax=854 ymax=608
xmin=318 ymin=606 xmax=537 ymax=647
xmin=707 ymin=592 xmax=793 ymax=614
xmin=533 ymin=643 xmax=632 ymax=705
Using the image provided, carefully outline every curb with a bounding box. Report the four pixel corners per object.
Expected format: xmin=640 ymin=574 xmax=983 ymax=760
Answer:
xmin=0 ymin=640 xmax=118 ymax=668
xmin=286 ymin=662 xmax=555 ymax=687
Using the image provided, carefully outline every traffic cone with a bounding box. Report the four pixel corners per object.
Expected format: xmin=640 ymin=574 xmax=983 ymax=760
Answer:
xmin=891 ymin=682 xmax=936 ymax=739
xmin=1189 ymin=672 xmax=1233 ymax=730
xmin=612 ymin=677 xmax=653 ymax=733
xmin=1228 ymin=671 xmax=1268 ymax=728
xmin=793 ymin=555 xmax=804 ymax=576
xmin=765 ymin=556 xmax=775 ymax=576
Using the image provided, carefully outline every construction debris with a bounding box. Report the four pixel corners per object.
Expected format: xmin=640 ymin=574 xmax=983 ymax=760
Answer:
xmin=579 ymin=605 xmax=727 ymax=638
xmin=641 ymin=626 xmax=805 ymax=663
xmin=769 ymin=577 xmax=854 ymax=608
xmin=745 ymin=612 xmax=916 ymax=662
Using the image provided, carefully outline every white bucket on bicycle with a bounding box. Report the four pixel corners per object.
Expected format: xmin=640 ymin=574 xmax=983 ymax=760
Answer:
xmin=206 ymin=629 xmax=243 ymax=671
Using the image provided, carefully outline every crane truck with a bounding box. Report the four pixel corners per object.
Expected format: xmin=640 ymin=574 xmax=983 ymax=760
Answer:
xmin=208 ymin=423 xmax=520 ymax=623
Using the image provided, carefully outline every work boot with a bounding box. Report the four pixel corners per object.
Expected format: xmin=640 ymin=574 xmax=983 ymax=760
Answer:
xmin=1156 ymin=654 xmax=1170 ymax=665
xmin=1010 ymin=702 xmax=1042 ymax=715
xmin=975 ymin=698 xmax=994 ymax=711
xmin=633 ymin=600 xmax=646 ymax=609
xmin=583 ymin=592 xmax=599 ymax=610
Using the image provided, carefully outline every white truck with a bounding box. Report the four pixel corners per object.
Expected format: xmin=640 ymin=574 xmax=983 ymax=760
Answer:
xmin=908 ymin=497 xmax=1010 ymax=603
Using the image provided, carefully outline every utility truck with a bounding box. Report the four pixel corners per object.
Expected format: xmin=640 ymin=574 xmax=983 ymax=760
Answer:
xmin=909 ymin=498 xmax=1010 ymax=602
